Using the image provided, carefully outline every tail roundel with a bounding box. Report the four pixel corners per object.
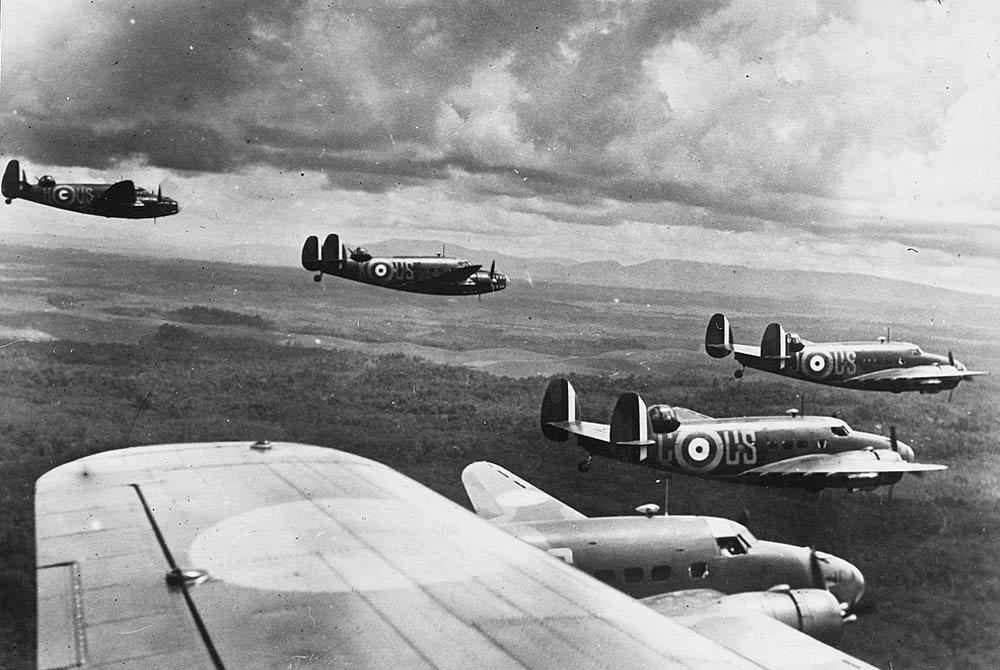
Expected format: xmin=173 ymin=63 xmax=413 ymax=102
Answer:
xmin=610 ymin=392 xmax=654 ymax=446
xmin=2 ymin=160 xmax=23 ymax=200
xmin=705 ymin=313 xmax=734 ymax=358
xmin=540 ymin=378 xmax=580 ymax=442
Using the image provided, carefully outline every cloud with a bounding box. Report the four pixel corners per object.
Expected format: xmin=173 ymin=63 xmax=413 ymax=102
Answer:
xmin=1 ymin=0 xmax=998 ymax=294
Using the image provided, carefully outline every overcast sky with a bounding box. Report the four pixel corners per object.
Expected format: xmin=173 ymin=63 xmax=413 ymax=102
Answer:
xmin=1 ymin=0 xmax=998 ymax=294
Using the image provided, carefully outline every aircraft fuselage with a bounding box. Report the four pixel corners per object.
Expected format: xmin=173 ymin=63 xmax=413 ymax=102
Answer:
xmin=578 ymin=414 xmax=904 ymax=490
xmin=503 ymin=515 xmax=862 ymax=605
xmin=735 ymin=342 xmax=960 ymax=393
xmin=325 ymin=256 xmax=504 ymax=295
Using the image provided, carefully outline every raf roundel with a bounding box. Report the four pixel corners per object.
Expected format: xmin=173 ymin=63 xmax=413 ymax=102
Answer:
xmin=53 ymin=185 xmax=75 ymax=204
xmin=371 ymin=262 xmax=391 ymax=280
xmin=802 ymin=351 xmax=832 ymax=380
xmin=675 ymin=431 xmax=724 ymax=472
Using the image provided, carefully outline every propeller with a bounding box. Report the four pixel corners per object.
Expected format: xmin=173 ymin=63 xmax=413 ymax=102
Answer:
xmin=808 ymin=547 xmax=826 ymax=591
xmin=889 ymin=426 xmax=898 ymax=452
xmin=948 ymin=350 xmax=955 ymax=367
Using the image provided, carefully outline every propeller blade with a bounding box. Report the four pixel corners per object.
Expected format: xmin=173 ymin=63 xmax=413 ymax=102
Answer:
xmin=157 ymin=185 xmax=163 ymax=202
xmin=948 ymin=350 xmax=955 ymax=367
xmin=889 ymin=426 xmax=898 ymax=452
xmin=808 ymin=548 xmax=826 ymax=591
xmin=489 ymin=260 xmax=495 ymax=278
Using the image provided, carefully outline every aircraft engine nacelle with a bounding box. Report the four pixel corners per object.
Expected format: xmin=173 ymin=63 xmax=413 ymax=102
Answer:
xmin=648 ymin=588 xmax=847 ymax=647
xmin=647 ymin=404 xmax=680 ymax=434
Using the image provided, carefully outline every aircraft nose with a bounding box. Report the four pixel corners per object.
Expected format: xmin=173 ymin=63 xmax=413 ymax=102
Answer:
xmin=815 ymin=551 xmax=866 ymax=609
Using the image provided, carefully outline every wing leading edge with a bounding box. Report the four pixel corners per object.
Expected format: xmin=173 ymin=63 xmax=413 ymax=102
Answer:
xmin=41 ymin=441 xmax=842 ymax=670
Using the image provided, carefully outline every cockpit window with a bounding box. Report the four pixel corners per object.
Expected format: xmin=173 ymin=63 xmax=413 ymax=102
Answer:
xmin=911 ymin=348 xmax=922 ymax=356
xmin=830 ymin=425 xmax=850 ymax=437
xmin=716 ymin=536 xmax=750 ymax=555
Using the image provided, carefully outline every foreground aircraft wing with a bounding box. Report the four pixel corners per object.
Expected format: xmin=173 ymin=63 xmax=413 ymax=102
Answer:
xmin=740 ymin=451 xmax=947 ymax=478
xmin=462 ymin=461 xmax=587 ymax=524
xmin=37 ymin=440 xmax=886 ymax=670
xmin=94 ymin=179 xmax=137 ymax=207
xmin=643 ymin=590 xmax=866 ymax=670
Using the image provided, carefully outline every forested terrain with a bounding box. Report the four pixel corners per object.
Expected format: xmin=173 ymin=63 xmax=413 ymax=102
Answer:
xmin=1 ymin=246 xmax=999 ymax=669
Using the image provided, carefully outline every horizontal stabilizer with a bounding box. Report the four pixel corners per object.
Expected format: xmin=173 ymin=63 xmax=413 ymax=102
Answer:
xmin=461 ymin=461 xmax=587 ymax=524
xmin=705 ymin=313 xmax=734 ymax=358
xmin=610 ymin=392 xmax=654 ymax=446
xmin=540 ymin=378 xmax=581 ymax=442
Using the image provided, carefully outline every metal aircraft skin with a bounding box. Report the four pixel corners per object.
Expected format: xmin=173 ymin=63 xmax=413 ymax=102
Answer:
xmin=462 ymin=461 xmax=865 ymax=614
xmin=706 ymin=312 xmax=987 ymax=394
xmin=541 ymin=377 xmax=946 ymax=491
xmin=2 ymin=159 xmax=179 ymax=219
xmin=36 ymin=441 xmax=881 ymax=670
xmin=302 ymin=233 xmax=508 ymax=296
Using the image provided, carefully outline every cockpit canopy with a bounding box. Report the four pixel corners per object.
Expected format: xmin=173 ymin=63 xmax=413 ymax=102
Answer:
xmin=648 ymin=404 xmax=680 ymax=434
xmin=38 ymin=175 xmax=56 ymax=187
xmin=350 ymin=247 xmax=372 ymax=262
xmin=706 ymin=518 xmax=759 ymax=555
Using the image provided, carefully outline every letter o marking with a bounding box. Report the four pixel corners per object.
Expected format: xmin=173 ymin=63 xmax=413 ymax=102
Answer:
xmin=54 ymin=186 xmax=75 ymax=204
xmin=802 ymin=352 xmax=832 ymax=380
xmin=675 ymin=431 xmax=723 ymax=473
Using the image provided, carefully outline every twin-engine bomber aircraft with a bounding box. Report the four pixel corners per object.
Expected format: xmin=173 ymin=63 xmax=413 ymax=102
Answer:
xmin=706 ymin=312 xmax=987 ymax=394
xmin=36 ymin=441 xmax=881 ymax=670
xmin=461 ymin=461 xmax=865 ymax=619
xmin=541 ymin=378 xmax=946 ymax=491
xmin=302 ymin=233 xmax=508 ymax=296
xmin=2 ymin=159 xmax=179 ymax=219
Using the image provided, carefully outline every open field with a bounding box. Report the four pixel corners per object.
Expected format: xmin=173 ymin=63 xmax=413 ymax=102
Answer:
xmin=1 ymin=244 xmax=999 ymax=669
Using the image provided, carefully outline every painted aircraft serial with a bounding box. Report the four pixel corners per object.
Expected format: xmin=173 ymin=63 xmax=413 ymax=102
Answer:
xmin=36 ymin=441 xmax=880 ymax=669
xmin=302 ymin=233 xmax=508 ymax=296
xmin=541 ymin=378 xmax=946 ymax=491
xmin=462 ymin=461 xmax=865 ymax=612
xmin=2 ymin=159 xmax=179 ymax=219
xmin=706 ymin=312 xmax=987 ymax=394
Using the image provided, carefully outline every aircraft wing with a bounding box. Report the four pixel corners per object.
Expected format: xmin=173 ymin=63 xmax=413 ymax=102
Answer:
xmin=547 ymin=419 xmax=610 ymax=442
xmin=739 ymin=451 xmax=947 ymax=478
xmin=461 ymin=461 xmax=587 ymax=524
xmin=39 ymin=440 xmax=850 ymax=670
xmin=94 ymin=179 xmax=137 ymax=207
xmin=417 ymin=264 xmax=483 ymax=286
xmin=643 ymin=590 xmax=872 ymax=670
xmin=849 ymin=365 xmax=989 ymax=383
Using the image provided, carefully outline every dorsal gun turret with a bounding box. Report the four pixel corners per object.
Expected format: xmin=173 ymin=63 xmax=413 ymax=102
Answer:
xmin=648 ymin=404 xmax=680 ymax=434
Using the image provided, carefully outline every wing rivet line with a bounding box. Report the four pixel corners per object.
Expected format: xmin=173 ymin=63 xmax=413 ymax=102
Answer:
xmin=130 ymin=484 xmax=226 ymax=670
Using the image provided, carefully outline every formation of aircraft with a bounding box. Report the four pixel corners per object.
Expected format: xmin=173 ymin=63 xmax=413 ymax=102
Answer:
xmin=2 ymin=159 xmax=179 ymax=219
xmin=540 ymin=377 xmax=946 ymax=491
xmin=302 ymin=233 xmax=508 ymax=296
xmin=461 ymin=461 xmax=865 ymax=610
xmin=706 ymin=312 xmax=987 ymax=395
xmin=36 ymin=440 xmax=882 ymax=670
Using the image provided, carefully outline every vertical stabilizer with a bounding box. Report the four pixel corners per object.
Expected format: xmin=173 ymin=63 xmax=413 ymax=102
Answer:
xmin=610 ymin=392 xmax=653 ymax=445
xmin=761 ymin=323 xmax=789 ymax=367
xmin=301 ymin=235 xmax=320 ymax=270
xmin=321 ymin=234 xmax=347 ymax=265
xmin=705 ymin=313 xmax=734 ymax=358
xmin=540 ymin=378 xmax=580 ymax=442
xmin=2 ymin=160 xmax=23 ymax=200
